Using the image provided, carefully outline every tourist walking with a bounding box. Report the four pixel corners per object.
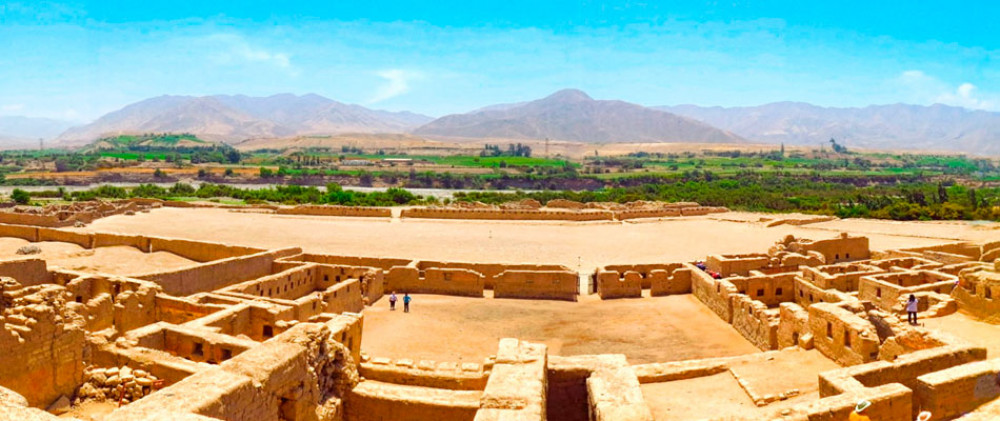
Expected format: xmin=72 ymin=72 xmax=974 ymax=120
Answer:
xmin=906 ymin=294 xmax=919 ymax=325
xmin=389 ymin=292 xmax=397 ymax=311
xmin=404 ymin=293 xmax=411 ymax=313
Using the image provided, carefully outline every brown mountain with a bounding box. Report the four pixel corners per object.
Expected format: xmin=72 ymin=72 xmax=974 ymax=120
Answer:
xmin=413 ymin=89 xmax=745 ymax=143
xmin=658 ymin=102 xmax=1000 ymax=154
xmin=55 ymin=94 xmax=434 ymax=146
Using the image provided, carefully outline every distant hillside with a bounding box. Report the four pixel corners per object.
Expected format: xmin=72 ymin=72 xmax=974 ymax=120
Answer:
xmin=88 ymin=133 xmax=215 ymax=150
xmin=658 ymin=102 xmax=1000 ymax=154
xmin=414 ymin=89 xmax=745 ymax=144
xmin=0 ymin=116 xmax=75 ymax=148
xmin=55 ymin=94 xmax=434 ymax=147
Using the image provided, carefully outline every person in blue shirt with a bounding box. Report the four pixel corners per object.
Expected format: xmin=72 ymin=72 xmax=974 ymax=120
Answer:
xmin=404 ymin=293 xmax=412 ymax=313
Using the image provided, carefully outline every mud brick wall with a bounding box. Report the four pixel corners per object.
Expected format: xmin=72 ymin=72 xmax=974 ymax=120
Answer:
xmin=596 ymin=270 xmax=642 ymax=299
xmin=493 ymin=270 xmax=578 ymax=301
xmin=913 ymin=358 xmax=1000 ymax=419
xmin=276 ymin=205 xmax=392 ymax=218
xmin=730 ymin=294 xmax=779 ymax=350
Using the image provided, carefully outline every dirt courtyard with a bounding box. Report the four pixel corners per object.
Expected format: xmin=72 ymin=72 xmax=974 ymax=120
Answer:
xmin=360 ymin=293 xmax=759 ymax=364
xmin=71 ymin=208 xmax=981 ymax=269
xmin=0 ymin=238 xmax=196 ymax=275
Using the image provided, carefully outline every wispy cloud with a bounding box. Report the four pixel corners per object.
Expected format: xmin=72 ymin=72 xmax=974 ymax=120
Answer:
xmin=204 ymin=34 xmax=294 ymax=72
xmin=0 ymin=104 xmax=25 ymax=113
xmin=368 ymin=69 xmax=422 ymax=104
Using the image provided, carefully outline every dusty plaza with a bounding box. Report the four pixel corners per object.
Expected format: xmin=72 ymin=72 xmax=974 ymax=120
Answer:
xmin=4 ymin=201 xmax=1000 ymax=420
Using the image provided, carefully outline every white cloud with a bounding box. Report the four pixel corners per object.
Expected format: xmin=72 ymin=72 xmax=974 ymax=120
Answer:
xmin=936 ymin=82 xmax=995 ymax=111
xmin=0 ymin=104 xmax=24 ymax=113
xmin=205 ymin=34 xmax=294 ymax=72
xmin=897 ymin=70 xmax=997 ymax=111
xmin=368 ymin=69 xmax=422 ymax=104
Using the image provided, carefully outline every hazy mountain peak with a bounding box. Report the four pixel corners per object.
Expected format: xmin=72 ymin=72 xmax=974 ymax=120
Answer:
xmin=414 ymin=90 xmax=744 ymax=144
xmin=542 ymin=89 xmax=593 ymax=103
xmin=54 ymin=93 xmax=433 ymax=146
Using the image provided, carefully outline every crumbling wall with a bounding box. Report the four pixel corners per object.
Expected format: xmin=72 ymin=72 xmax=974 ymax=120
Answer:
xmin=0 ymin=284 xmax=86 ymax=408
xmin=777 ymin=302 xmax=812 ymax=349
xmin=691 ymin=269 xmax=737 ymax=323
xmin=493 ymin=270 xmax=578 ymax=301
xmin=730 ymin=294 xmax=779 ymax=350
xmin=105 ymin=315 xmax=362 ymax=421
xmin=595 ymin=270 xmax=642 ymax=299
xmin=475 ymin=338 xmax=549 ymax=420
xmin=37 ymin=228 xmax=93 ymax=248
xmin=808 ymin=303 xmax=880 ymax=366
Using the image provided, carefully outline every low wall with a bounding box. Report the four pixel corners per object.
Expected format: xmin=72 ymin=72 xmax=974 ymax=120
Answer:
xmin=346 ymin=381 xmax=481 ymax=421
xmin=37 ymin=228 xmax=93 ymax=248
xmin=493 ymin=270 xmax=578 ymax=301
xmin=417 ymin=261 xmax=569 ymax=289
xmin=913 ymin=358 xmax=1000 ymax=419
xmin=401 ymin=207 xmax=614 ymax=221
xmin=387 ymin=267 xmax=484 ymax=297
xmin=149 ymin=237 xmax=264 ymax=263
xmin=0 ymin=223 xmax=40 ymax=241
xmin=475 ymin=338 xmax=548 ymax=420
xmin=0 ymin=258 xmax=53 ymax=286
xmin=596 ymin=271 xmax=642 ymax=299
xmin=136 ymin=248 xmax=301 ymax=296
xmin=613 ymin=208 xmax=680 ymax=220
xmin=93 ymin=232 xmax=148 ymax=250
xmin=706 ymin=254 xmax=770 ymax=277
xmin=359 ymin=358 xmax=488 ymax=390
xmin=276 ymin=205 xmax=392 ymax=218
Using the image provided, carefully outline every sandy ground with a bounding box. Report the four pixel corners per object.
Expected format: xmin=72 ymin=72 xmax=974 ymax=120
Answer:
xmin=57 ymin=400 xmax=118 ymax=420
xmin=642 ymin=348 xmax=836 ymax=420
xmin=0 ymin=238 xmax=196 ymax=276
xmin=73 ymin=208 xmax=969 ymax=270
xmin=360 ymin=294 xmax=759 ymax=364
xmin=924 ymin=311 xmax=1000 ymax=357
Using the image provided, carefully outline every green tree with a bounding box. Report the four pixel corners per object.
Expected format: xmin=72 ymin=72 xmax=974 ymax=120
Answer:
xmin=11 ymin=189 xmax=29 ymax=204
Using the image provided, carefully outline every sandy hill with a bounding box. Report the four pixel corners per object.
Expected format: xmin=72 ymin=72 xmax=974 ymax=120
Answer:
xmin=658 ymin=102 xmax=1000 ymax=154
xmin=414 ymin=89 xmax=745 ymax=144
xmin=55 ymin=94 xmax=434 ymax=147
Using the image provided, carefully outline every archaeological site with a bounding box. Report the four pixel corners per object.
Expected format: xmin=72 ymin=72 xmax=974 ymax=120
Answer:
xmin=2 ymin=200 xmax=1000 ymax=421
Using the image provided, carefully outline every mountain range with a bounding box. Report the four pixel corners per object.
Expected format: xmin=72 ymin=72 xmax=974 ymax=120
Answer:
xmin=658 ymin=102 xmax=1000 ymax=154
xmin=4 ymin=90 xmax=1000 ymax=154
xmin=414 ymin=89 xmax=744 ymax=144
xmin=53 ymin=94 xmax=434 ymax=146
xmin=0 ymin=116 xmax=75 ymax=148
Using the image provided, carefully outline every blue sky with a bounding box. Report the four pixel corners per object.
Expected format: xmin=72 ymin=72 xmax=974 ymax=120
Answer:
xmin=1 ymin=0 xmax=998 ymax=122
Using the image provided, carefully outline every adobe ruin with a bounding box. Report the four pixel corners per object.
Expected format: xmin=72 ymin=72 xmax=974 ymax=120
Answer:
xmin=0 ymin=213 xmax=1000 ymax=420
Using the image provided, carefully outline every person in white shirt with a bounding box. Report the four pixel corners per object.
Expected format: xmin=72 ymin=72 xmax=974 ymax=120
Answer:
xmin=906 ymin=294 xmax=919 ymax=325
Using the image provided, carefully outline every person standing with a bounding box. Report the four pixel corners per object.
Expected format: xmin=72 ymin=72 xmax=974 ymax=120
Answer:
xmin=389 ymin=292 xmax=397 ymax=311
xmin=404 ymin=293 xmax=411 ymax=313
xmin=906 ymin=294 xmax=919 ymax=325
